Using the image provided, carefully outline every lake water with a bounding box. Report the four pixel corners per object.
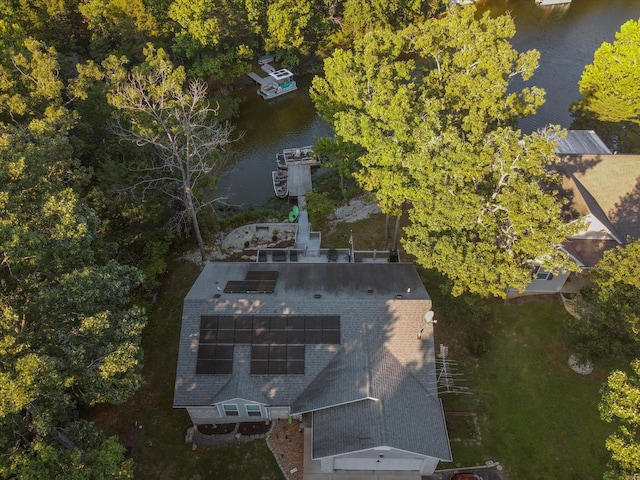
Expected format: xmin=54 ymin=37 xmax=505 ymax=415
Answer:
xmin=216 ymin=0 xmax=640 ymax=207
xmin=215 ymin=76 xmax=333 ymax=207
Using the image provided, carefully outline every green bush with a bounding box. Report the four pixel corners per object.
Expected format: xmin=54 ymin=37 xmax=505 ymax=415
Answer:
xmin=305 ymin=191 xmax=336 ymax=229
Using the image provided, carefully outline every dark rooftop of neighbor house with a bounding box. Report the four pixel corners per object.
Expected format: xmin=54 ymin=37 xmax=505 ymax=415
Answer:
xmin=174 ymin=261 xmax=452 ymax=463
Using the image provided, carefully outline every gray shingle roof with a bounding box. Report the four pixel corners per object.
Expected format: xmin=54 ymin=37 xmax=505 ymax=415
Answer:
xmin=311 ymin=345 xmax=451 ymax=461
xmin=174 ymin=262 xmax=450 ymax=460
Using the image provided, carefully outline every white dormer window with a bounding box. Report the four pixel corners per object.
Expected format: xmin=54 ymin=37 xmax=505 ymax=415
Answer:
xmin=223 ymin=404 xmax=239 ymax=417
xmin=246 ymin=404 xmax=262 ymax=417
xmin=532 ymin=266 xmax=554 ymax=281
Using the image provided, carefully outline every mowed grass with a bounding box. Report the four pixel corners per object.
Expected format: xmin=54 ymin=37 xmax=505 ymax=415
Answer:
xmin=435 ymin=297 xmax=618 ymax=480
xmin=89 ymin=260 xmax=284 ymax=480
xmin=323 ymin=212 xmax=399 ymax=252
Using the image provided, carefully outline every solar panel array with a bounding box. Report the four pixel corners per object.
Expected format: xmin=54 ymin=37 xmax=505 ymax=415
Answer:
xmin=196 ymin=314 xmax=341 ymax=375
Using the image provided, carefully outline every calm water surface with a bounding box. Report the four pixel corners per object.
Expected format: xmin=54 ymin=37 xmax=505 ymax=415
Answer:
xmin=217 ymin=0 xmax=640 ymax=206
xmin=215 ymin=76 xmax=332 ymax=207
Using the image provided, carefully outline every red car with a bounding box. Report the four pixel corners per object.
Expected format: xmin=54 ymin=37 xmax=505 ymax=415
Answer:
xmin=450 ymin=474 xmax=483 ymax=480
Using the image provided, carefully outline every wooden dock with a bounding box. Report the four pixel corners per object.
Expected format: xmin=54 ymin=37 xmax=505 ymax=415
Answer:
xmin=287 ymin=164 xmax=313 ymax=197
xmin=248 ymin=72 xmax=268 ymax=85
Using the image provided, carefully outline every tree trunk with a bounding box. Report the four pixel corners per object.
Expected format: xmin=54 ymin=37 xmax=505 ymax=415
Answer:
xmin=51 ymin=428 xmax=77 ymax=452
xmin=385 ymin=214 xmax=390 ymax=243
xmin=185 ymin=187 xmax=206 ymax=263
xmin=340 ymin=176 xmax=347 ymax=204
xmin=392 ymin=214 xmax=401 ymax=251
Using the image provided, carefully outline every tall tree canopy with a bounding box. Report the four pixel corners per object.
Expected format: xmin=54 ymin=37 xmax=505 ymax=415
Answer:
xmin=168 ymin=0 xmax=256 ymax=80
xmin=312 ymin=7 xmax=574 ymax=297
xmin=0 ymin=35 xmax=143 ymax=477
xmin=108 ymin=45 xmax=238 ymax=263
xmin=577 ymin=18 xmax=640 ymax=125
xmin=78 ymin=0 xmax=161 ymax=62
xmin=567 ymin=240 xmax=640 ymax=360
xmin=600 ymin=359 xmax=640 ymax=480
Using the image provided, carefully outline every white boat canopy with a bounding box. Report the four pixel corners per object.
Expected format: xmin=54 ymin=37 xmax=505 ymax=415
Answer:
xmin=269 ymin=69 xmax=294 ymax=81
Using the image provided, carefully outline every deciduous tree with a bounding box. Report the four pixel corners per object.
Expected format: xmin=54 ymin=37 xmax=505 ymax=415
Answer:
xmin=568 ymin=240 xmax=640 ymax=360
xmin=0 ymin=35 xmax=144 ymax=477
xmin=599 ymin=359 xmax=640 ymax=480
xmin=78 ymin=0 xmax=161 ymax=61
xmin=312 ymin=8 xmax=574 ymax=297
xmin=577 ymin=18 xmax=640 ymax=125
xmin=168 ymin=0 xmax=255 ymax=80
xmin=109 ymin=45 xmax=239 ymax=262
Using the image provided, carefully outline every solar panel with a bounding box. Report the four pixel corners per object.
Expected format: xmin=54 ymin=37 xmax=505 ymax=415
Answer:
xmin=252 ymin=328 xmax=270 ymax=344
xmin=250 ymin=344 xmax=306 ymax=375
xmin=198 ymin=314 xmax=340 ymax=375
xmin=250 ymin=360 xmax=269 ymax=374
xmin=287 ymin=316 xmax=305 ymax=330
xmin=287 ymin=361 xmax=305 ymax=374
xmin=197 ymin=359 xmax=217 ymax=374
xmin=200 ymin=329 xmax=217 ymax=342
xmin=288 ymin=345 xmax=305 ymax=360
xmin=216 ymin=345 xmax=234 ymax=359
xmin=224 ymin=280 xmax=277 ymax=293
xmin=210 ymin=360 xmax=233 ymax=374
xmin=270 ymin=316 xmax=287 ymax=330
xmin=322 ymin=316 xmax=340 ymax=330
xmin=200 ymin=315 xmax=218 ymax=329
xmin=235 ymin=316 xmax=253 ymax=329
xmin=245 ymin=270 xmax=278 ymax=281
xmin=306 ymin=329 xmax=323 ymax=344
xmin=251 ymin=345 xmax=269 ymax=359
xmin=196 ymin=349 xmax=234 ymax=374
xmin=253 ymin=317 xmax=269 ymax=330
xmin=269 ymin=345 xmax=287 ymax=359
xmin=234 ymin=329 xmax=252 ymax=343
xmin=216 ymin=329 xmax=235 ymax=343
xmin=305 ymin=316 xmax=322 ymax=329
xmin=287 ymin=329 xmax=305 ymax=344
xmin=198 ymin=344 xmax=217 ymax=360
xmin=218 ymin=315 xmax=235 ymax=329
xmin=269 ymin=329 xmax=287 ymax=343
xmin=323 ymin=329 xmax=341 ymax=344
xmin=268 ymin=360 xmax=287 ymax=374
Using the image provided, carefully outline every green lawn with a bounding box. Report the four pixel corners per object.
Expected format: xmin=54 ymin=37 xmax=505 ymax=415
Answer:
xmin=435 ymin=297 xmax=620 ymax=480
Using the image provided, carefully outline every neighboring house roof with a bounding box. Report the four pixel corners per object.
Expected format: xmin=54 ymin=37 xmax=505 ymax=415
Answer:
xmin=174 ymin=262 xmax=451 ymax=461
xmin=555 ymin=130 xmax=612 ymax=155
xmin=561 ymin=236 xmax=621 ymax=268
xmin=558 ymin=154 xmax=640 ymax=243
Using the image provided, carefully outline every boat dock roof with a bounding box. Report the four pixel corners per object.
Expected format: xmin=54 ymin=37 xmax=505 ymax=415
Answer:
xmin=268 ymin=69 xmax=294 ymax=81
